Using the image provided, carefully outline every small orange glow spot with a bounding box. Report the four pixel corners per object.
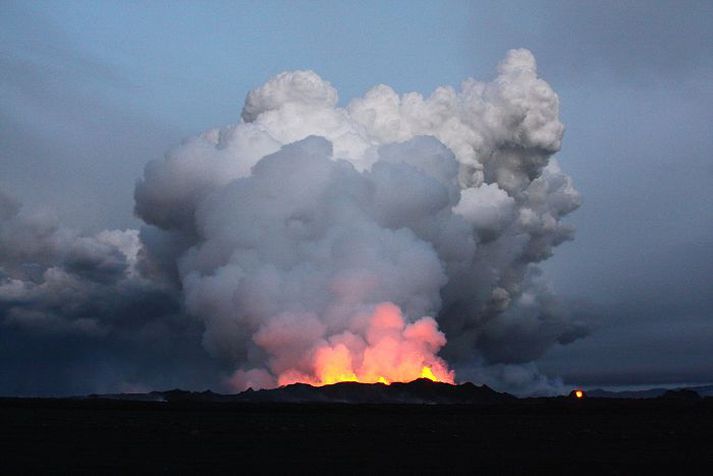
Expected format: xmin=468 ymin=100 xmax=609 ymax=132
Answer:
xmin=575 ymin=389 xmax=584 ymax=399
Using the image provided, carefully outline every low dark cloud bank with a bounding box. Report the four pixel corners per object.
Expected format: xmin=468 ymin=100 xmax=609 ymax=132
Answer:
xmin=0 ymin=190 xmax=222 ymax=395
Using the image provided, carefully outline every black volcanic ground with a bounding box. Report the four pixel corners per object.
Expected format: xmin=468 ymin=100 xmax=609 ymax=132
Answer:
xmin=94 ymin=378 xmax=515 ymax=405
xmin=2 ymin=379 xmax=713 ymax=474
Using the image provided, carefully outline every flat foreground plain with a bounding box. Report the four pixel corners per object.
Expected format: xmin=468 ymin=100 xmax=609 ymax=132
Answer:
xmin=2 ymin=398 xmax=712 ymax=474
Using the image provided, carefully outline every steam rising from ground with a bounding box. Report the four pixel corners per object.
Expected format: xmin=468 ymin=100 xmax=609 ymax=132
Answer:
xmin=135 ymin=49 xmax=584 ymax=391
xmin=0 ymin=49 xmax=585 ymax=395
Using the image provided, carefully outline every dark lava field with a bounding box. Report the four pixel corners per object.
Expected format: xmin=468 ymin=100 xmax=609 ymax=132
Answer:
xmin=2 ymin=395 xmax=713 ymax=474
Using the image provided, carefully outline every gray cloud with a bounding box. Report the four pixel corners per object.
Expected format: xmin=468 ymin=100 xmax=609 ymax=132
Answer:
xmin=1 ymin=50 xmax=585 ymax=395
xmin=0 ymin=191 xmax=167 ymax=334
xmin=134 ymin=52 xmax=584 ymax=393
xmin=540 ymin=240 xmax=713 ymax=387
xmin=540 ymin=0 xmax=713 ymax=83
xmin=465 ymin=0 xmax=713 ymax=89
xmin=0 ymin=189 xmax=217 ymax=396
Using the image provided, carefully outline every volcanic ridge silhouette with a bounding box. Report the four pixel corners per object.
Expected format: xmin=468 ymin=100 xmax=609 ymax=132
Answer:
xmin=92 ymin=379 xmax=515 ymax=404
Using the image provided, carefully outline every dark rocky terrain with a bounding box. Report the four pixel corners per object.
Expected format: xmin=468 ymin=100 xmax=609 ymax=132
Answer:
xmin=89 ymin=378 xmax=514 ymax=405
xmin=587 ymin=384 xmax=713 ymax=399
xmin=2 ymin=380 xmax=713 ymax=474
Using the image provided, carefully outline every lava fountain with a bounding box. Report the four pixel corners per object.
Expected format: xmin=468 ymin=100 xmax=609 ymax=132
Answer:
xmin=247 ymin=303 xmax=455 ymax=389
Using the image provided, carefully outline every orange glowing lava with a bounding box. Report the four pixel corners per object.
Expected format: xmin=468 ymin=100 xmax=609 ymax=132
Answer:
xmin=575 ymin=389 xmax=584 ymax=399
xmin=276 ymin=302 xmax=455 ymax=387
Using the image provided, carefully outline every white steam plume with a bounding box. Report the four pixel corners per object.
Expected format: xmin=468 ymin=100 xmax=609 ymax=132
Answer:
xmin=134 ymin=49 xmax=585 ymax=392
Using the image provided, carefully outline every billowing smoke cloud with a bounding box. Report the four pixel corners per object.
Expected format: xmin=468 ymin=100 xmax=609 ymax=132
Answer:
xmin=0 ymin=49 xmax=583 ymax=395
xmin=0 ymin=190 xmax=222 ymax=396
xmin=0 ymin=186 xmax=183 ymax=332
xmin=132 ymin=49 xmax=586 ymax=393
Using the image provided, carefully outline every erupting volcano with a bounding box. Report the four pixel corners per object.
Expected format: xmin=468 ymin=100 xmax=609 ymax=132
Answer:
xmin=273 ymin=303 xmax=454 ymax=387
xmin=129 ymin=49 xmax=584 ymax=395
